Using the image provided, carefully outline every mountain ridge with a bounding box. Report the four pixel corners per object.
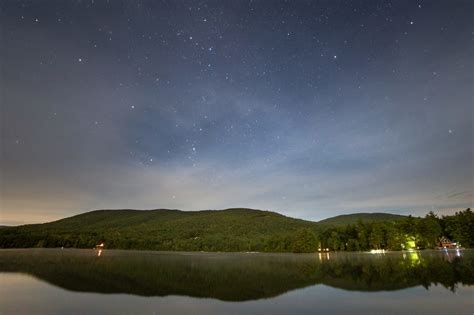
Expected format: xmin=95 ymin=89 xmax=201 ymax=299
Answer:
xmin=316 ymin=212 xmax=408 ymax=227
xmin=0 ymin=208 xmax=410 ymax=252
xmin=12 ymin=208 xmax=407 ymax=227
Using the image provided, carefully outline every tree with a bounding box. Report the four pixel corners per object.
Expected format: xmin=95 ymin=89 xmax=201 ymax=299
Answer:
xmin=416 ymin=212 xmax=442 ymax=248
xmin=444 ymin=208 xmax=474 ymax=247
xmin=292 ymin=228 xmax=318 ymax=253
xmin=369 ymin=225 xmax=384 ymax=249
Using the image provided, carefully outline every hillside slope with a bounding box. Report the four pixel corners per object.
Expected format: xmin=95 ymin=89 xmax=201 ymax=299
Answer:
xmin=0 ymin=208 xmax=319 ymax=251
xmin=0 ymin=208 xmax=408 ymax=252
xmin=317 ymin=213 xmax=408 ymax=228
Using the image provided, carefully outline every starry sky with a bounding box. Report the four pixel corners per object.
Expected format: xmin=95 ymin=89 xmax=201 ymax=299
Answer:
xmin=1 ymin=0 xmax=473 ymax=225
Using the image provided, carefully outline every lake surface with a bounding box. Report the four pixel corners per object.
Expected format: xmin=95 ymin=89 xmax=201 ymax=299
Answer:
xmin=0 ymin=249 xmax=473 ymax=314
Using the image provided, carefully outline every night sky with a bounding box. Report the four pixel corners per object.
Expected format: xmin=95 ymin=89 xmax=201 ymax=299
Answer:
xmin=1 ymin=0 xmax=472 ymax=225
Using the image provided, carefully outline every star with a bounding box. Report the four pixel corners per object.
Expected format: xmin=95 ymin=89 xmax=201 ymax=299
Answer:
xmin=3 ymin=0 xmax=472 ymax=230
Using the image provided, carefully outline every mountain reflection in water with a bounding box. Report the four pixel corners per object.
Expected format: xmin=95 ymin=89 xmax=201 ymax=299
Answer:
xmin=0 ymin=249 xmax=472 ymax=301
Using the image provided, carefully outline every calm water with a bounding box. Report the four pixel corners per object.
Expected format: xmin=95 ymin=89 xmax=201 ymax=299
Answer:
xmin=0 ymin=249 xmax=473 ymax=314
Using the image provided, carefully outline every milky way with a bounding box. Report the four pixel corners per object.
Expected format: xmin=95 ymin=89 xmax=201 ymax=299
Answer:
xmin=1 ymin=0 xmax=472 ymax=224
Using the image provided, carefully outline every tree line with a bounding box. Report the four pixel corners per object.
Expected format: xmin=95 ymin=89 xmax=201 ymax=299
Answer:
xmin=0 ymin=208 xmax=472 ymax=253
xmin=293 ymin=208 xmax=473 ymax=252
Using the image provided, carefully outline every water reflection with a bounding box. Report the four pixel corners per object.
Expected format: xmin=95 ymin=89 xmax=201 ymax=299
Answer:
xmin=0 ymin=249 xmax=472 ymax=301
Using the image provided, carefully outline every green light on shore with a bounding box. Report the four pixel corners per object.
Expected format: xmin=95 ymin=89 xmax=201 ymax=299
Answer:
xmin=403 ymin=235 xmax=416 ymax=249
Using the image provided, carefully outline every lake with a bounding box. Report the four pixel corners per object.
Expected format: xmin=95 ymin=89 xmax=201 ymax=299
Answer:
xmin=0 ymin=249 xmax=472 ymax=314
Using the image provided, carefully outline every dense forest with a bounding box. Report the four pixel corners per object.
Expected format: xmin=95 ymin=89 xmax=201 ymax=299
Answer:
xmin=0 ymin=208 xmax=472 ymax=253
xmin=315 ymin=208 xmax=473 ymax=252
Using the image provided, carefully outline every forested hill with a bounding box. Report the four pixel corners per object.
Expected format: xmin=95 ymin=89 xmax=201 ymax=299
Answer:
xmin=0 ymin=208 xmax=472 ymax=252
xmin=2 ymin=208 xmax=403 ymax=231
xmin=0 ymin=208 xmax=318 ymax=251
xmin=317 ymin=213 xmax=407 ymax=227
xmin=20 ymin=208 xmax=318 ymax=233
